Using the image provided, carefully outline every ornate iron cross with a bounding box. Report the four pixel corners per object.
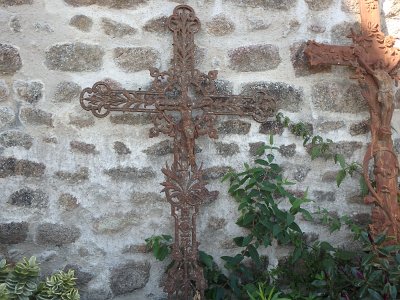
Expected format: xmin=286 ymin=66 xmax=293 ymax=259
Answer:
xmin=80 ymin=5 xmax=275 ymax=299
xmin=305 ymin=0 xmax=400 ymax=244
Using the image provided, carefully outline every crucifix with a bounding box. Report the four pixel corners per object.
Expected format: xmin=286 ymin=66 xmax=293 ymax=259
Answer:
xmin=305 ymin=0 xmax=400 ymax=244
xmin=80 ymin=5 xmax=275 ymax=299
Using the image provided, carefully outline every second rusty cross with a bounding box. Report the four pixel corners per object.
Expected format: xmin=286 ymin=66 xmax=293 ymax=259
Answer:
xmin=80 ymin=5 xmax=276 ymax=299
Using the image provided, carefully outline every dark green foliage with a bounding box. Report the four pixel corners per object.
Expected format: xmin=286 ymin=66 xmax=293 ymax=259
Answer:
xmin=146 ymin=139 xmax=400 ymax=299
xmin=0 ymin=257 xmax=79 ymax=300
xmin=145 ymin=235 xmax=172 ymax=261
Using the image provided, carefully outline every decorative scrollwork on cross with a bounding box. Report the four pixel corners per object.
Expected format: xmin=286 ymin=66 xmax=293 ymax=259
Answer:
xmin=80 ymin=5 xmax=276 ymax=299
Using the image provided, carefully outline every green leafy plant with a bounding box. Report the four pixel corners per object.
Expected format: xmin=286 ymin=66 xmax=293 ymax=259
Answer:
xmin=275 ymin=113 xmax=367 ymax=192
xmin=146 ymin=118 xmax=400 ymax=299
xmin=0 ymin=257 xmax=79 ymax=300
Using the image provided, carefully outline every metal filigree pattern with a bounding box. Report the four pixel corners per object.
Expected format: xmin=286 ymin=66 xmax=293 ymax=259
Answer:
xmin=79 ymin=5 xmax=275 ymax=299
xmin=305 ymin=0 xmax=400 ymax=244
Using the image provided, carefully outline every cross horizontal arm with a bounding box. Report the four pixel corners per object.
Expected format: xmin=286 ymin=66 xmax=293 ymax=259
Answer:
xmin=305 ymin=41 xmax=356 ymax=68
xmin=80 ymin=81 xmax=167 ymax=118
xmin=202 ymin=92 xmax=276 ymax=123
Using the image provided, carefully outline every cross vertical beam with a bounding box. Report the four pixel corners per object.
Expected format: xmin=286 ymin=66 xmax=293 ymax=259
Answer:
xmin=80 ymin=5 xmax=275 ymax=299
xmin=305 ymin=0 xmax=400 ymax=244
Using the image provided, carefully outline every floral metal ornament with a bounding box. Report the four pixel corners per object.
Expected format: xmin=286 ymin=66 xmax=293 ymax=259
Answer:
xmin=305 ymin=0 xmax=400 ymax=244
xmin=80 ymin=5 xmax=276 ymax=299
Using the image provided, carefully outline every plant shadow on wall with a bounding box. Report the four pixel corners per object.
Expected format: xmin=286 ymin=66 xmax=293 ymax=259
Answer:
xmin=146 ymin=114 xmax=400 ymax=300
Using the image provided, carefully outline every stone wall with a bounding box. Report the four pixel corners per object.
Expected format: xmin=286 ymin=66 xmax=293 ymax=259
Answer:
xmin=0 ymin=0 xmax=399 ymax=299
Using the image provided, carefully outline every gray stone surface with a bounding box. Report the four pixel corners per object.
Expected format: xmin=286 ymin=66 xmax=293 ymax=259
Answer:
xmin=104 ymin=166 xmax=156 ymax=181
xmin=217 ymin=119 xmax=251 ymax=135
xmin=0 ymin=130 xmax=33 ymax=149
xmin=352 ymin=213 xmax=370 ymax=227
xmin=36 ymin=223 xmax=81 ymax=246
xmin=322 ymin=171 xmax=337 ymax=183
xmin=313 ymin=190 xmax=336 ymax=202
xmin=312 ymin=81 xmax=367 ymax=113
xmin=0 ymin=80 xmax=9 ymax=101
xmin=8 ymin=187 xmax=48 ymax=207
xmin=92 ymin=211 xmax=139 ymax=234
xmin=307 ymin=24 xmax=326 ymax=33
xmin=0 ymin=157 xmax=45 ymax=178
xmin=215 ymin=142 xmax=239 ymax=156
xmin=69 ymin=112 xmax=95 ymax=128
xmin=207 ymin=216 xmax=227 ymax=230
xmin=54 ymin=81 xmax=81 ymax=103
xmin=9 ymin=16 xmax=22 ymax=32
xmin=241 ymin=81 xmax=304 ymax=112
xmin=64 ymin=0 xmax=148 ymax=8
xmin=109 ymin=114 xmax=152 ymax=125
xmin=54 ymin=167 xmax=89 ymax=184
xmin=341 ymin=0 xmax=359 ymax=13
xmin=0 ymin=44 xmax=22 ymax=75
xmin=331 ymin=22 xmax=360 ymax=45
xmin=228 ymin=44 xmax=281 ymax=72
xmin=114 ymin=141 xmax=131 ymax=155
xmin=20 ymin=107 xmax=53 ymax=127
xmin=45 ymin=43 xmax=104 ymax=72
xmin=259 ymin=121 xmax=284 ymax=135
xmin=206 ymin=14 xmax=235 ymax=36
xmin=304 ymin=0 xmax=333 ymax=11
xmin=225 ymin=0 xmax=297 ymax=10
xmin=130 ymin=191 xmax=163 ymax=204
xmin=101 ymin=18 xmax=136 ymax=38
xmin=13 ymin=80 xmax=43 ymax=104
xmin=110 ymin=261 xmax=150 ymax=296
xmin=249 ymin=142 xmax=265 ymax=156
xmin=69 ymin=15 xmax=93 ymax=32
xmin=350 ymin=120 xmax=369 ymax=136
xmin=113 ymin=47 xmax=160 ymax=72
xmin=143 ymin=140 xmax=173 ymax=156
xmin=316 ymin=121 xmax=345 ymax=132
xmin=143 ymin=16 xmax=168 ymax=33
xmin=0 ymin=222 xmax=28 ymax=244
xmin=203 ymin=166 xmax=232 ymax=180
xmin=292 ymin=165 xmax=311 ymax=182
xmin=279 ymin=144 xmax=296 ymax=158
xmin=70 ymin=141 xmax=98 ymax=154
xmin=58 ymin=193 xmax=79 ymax=211
xmin=1 ymin=0 xmax=32 ymax=6
xmin=0 ymin=107 xmax=15 ymax=129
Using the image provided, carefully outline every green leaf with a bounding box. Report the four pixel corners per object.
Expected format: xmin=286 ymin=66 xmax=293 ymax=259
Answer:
xmin=255 ymin=159 xmax=269 ymax=166
xmin=336 ymin=169 xmax=346 ymax=187
xmin=199 ymin=251 xmax=214 ymax=269
xmin=311 ymin=280 xmax=327 ymax=287
xmin=359 ymin=176 xmax=369 ymax=196
xmin=368 ymin=288 xmax=383 ymax=300
xmin=247 ymin=244 xmax=261 ymax=265
xmin=390 ymin=285 xmax=397 ymax=299
xmin=310 ymin=146 xmax=321 ymax=160
xmin=269 ymin=134 xmax=274 ymax=145
xmin=334 ymin=154 xmax=346 ymax=168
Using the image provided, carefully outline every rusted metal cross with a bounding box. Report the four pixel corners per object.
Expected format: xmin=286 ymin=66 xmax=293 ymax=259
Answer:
xmin=305 ymin=0 xmax=400 ymax=244
xmin=80 ymin=5 xmax=275 ymax=299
